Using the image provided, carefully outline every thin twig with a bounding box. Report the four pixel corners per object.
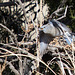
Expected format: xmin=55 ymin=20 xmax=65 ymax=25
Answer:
xmin=57 ymin=6 xmax=68 ymax=20
xmin=0 ymin=23 xmax=18 ymax=45
xmin=0 ymin=59 xmax=19 ymax=75
xmin=57 ymin=49 xmax=66 ymax=75
xmin=0 ymin=48 xmax=57 ymax=75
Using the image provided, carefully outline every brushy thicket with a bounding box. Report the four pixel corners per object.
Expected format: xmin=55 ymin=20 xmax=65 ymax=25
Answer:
xmin=0 ymin=0 xmax=75 ymax=75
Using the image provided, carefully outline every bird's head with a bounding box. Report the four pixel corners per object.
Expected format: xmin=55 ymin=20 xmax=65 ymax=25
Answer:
xmin=39 ymin=22 xmax=55 ymax=37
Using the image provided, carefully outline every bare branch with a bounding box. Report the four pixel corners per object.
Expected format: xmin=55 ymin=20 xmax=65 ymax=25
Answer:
xmin=15 ymin=0 xmax=29 ymax=32
xmin=49 ymin=6 xmax=68 ymax=20
xmin=57 ymin=6 xmax=68 ymax=20
xmin=0 ymin=59 xmax=19 ymax=75
xmin=0 ymin=23 xmax=18 ymax=45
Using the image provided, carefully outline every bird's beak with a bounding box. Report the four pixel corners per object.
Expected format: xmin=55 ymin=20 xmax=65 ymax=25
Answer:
xmin=39 ymin=28 xmax=43 ymax=31
xmin=40 ymin=28 xmax=43 ymax=30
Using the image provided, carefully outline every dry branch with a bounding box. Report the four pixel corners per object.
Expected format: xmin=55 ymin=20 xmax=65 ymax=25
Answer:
xmin=0 ymin=23 xmax=18 ymax=45
xmin=0 ymin=59 xmax=19 ymax=75
xmin=15 ymin=0 xmax=29 ymax=32
xmin=49 ymin=6 xmax=68 ymax=20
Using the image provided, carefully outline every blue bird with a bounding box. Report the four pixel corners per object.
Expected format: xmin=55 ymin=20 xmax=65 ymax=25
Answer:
xmin=39 ymin=19 xmax=74 ymax=57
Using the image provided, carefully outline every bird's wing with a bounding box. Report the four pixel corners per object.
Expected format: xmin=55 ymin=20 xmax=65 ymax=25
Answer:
xmin=51 ymin=19 xmax=73 ymax=45
xmin=51 ymin=19 xmax=72 ymax=33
